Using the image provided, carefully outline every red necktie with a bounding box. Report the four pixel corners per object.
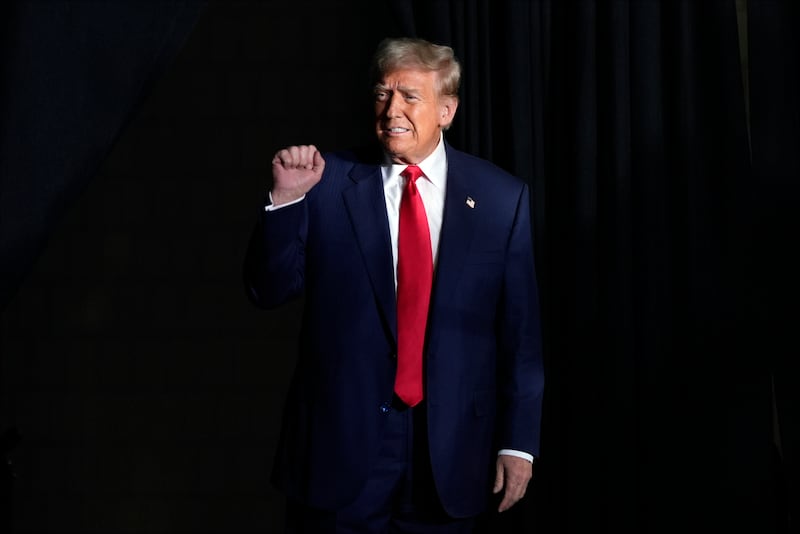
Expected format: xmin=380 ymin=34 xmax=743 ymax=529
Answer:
xmin=395 ymin=165 xmax=432 ymax=407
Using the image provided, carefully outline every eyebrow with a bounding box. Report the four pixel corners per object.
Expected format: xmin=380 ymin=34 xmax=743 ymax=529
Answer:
xmin=374 ymin=84 xmax=423 ymax=97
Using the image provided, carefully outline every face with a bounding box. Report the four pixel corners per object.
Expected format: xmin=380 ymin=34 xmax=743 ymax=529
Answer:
xmin=374 ymin=69 xmax=458 ymax=164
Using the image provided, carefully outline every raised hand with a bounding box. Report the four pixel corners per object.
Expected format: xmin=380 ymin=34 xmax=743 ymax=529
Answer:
xmin=270 ymin=144 xmax=325 ymax=206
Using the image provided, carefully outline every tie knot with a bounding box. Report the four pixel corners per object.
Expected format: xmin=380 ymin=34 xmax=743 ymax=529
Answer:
xmin=401 ymin=165 xmax=424 ymax=184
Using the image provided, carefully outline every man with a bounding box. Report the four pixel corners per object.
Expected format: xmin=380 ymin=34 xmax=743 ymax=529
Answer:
xmin=244 ymin=37 xmax=544 ymax=533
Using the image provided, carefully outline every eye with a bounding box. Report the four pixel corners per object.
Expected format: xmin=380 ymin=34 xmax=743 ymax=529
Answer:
xmin=375 ymin=91 xmax=388 ymax=102
xmin=404 ymin=94 xmax=419 ymax=102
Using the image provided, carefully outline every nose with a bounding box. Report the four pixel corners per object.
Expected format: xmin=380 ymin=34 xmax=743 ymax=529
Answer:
xmin=385 ymin=92 xmax=402 ymax=118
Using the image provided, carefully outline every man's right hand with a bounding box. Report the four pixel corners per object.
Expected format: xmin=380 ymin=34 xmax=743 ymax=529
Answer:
xmin=270 ymin=144 xmax=325 ymax=206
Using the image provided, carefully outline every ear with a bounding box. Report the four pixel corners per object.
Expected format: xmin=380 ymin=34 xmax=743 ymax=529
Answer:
xmin=438 ymin=96 xmax=459 ymax=129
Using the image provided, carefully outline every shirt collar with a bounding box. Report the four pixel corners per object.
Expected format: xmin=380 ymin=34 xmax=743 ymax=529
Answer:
xmin=382 ymin=133 xmax=447 ymax=190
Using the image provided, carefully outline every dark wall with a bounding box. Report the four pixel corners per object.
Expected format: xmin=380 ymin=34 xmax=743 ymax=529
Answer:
xmin=0 ymin=1 xmax=395 ymax=532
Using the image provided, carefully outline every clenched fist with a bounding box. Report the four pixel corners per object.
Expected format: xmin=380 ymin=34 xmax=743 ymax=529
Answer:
xmin=270 ymin=144 xmax=325 ymax=206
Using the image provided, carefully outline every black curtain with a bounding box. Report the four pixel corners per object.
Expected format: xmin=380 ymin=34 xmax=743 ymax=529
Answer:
xmin=391 ymin=1 xmax=791 ymax=532
xmin=0 ymin=0 xmax=206 ymax=527
xmin=0 ymin=1 xmax=207 ymax=313
xmin=749 ymin=0 xmax=800 ymax=531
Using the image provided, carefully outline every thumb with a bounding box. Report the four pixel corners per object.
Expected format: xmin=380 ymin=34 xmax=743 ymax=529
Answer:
xmin=312 ymin=148 xmax=325 ymax=172
xmin=493 ymin=460 xmax=505 ymax=494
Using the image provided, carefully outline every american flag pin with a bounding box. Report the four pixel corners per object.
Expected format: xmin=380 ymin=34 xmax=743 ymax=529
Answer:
xmin=466 ymin=196 xmax=476 ymax=209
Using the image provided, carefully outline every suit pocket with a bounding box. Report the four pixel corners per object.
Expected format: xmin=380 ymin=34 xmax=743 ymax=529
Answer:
xmin=473 ymin=388 xmax=497 ymax=418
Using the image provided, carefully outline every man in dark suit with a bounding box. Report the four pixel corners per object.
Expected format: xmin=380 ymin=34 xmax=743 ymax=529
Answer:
xmin=244 ymin=37 xmax=544 ymax=533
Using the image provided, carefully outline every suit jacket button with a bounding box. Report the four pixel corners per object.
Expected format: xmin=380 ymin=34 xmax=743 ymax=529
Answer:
xmin=379 ymin=402 xmax=392 ymax=414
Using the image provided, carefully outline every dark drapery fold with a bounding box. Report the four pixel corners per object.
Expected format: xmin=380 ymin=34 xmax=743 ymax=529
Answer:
xmin=391 ymin=1 xmax=786 ymax=532
xmin=748 ymin=1 xmax=800 ymax=531
xmin=0 ymin=0 xmax=207 ymax=313
xmin=0 ymin=2 xmax=205 ymax=524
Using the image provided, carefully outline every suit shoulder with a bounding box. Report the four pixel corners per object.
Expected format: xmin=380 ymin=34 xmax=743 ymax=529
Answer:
xmin=447 ymin=146 xmax=526 ymax=192
xmin=318 ymin=150 xmax=354 ymax=175
xmin=306 ymin=147 xmax=381 ymax=198
xmin=322 ymin=146 xmax=382 ymax=169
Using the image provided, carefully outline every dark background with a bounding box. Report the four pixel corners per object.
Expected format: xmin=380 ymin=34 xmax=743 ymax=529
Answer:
xmin=1 ymin=1 xmax=797 ymax=533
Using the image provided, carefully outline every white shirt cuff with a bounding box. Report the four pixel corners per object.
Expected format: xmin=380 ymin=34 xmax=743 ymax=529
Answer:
xmin=498 ymin=449 xmax=534 ymax=463
xmin=264 ymin=191 xmax=305 ymax=211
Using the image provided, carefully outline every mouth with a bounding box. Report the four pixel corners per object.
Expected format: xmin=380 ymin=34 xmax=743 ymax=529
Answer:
xmin=382 ymin=127 xmax=410 ymax=135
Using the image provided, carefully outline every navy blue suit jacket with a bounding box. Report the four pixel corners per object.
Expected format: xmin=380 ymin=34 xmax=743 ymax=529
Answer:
xmin=244 ymin=142 xmax=544 ymax=518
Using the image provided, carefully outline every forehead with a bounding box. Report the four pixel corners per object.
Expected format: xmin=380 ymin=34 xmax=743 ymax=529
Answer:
xmin=377 ymin=68 xmax=439 ymax=91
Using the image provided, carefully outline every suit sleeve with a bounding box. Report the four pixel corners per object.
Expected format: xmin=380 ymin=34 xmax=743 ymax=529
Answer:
xmin=496 ymin=183 xmax=545 ymax=457
xmin=243 ymin=197 xmax=309 ymax=309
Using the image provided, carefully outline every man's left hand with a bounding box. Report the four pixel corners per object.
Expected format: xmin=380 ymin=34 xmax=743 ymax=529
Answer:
xmin=493 ymin=454 xmax=533 ymax=512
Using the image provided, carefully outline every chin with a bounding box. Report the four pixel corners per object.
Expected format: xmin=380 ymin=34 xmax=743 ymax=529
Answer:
xmin=381 ymin=140 xmax=406 ymax=156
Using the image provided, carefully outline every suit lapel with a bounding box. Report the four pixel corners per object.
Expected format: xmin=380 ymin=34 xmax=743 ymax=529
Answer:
xmin=342 ymin=161 xmax=397 ymax=344
xmin=339 ymin=145 xmax=480 ymax=348
xmin=429 ymin=148 xmax=477 ymax=340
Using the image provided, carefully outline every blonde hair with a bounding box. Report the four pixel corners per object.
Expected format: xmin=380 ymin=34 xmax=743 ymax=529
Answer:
xmin=371 ymin=37 xmax=461 ymax=98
